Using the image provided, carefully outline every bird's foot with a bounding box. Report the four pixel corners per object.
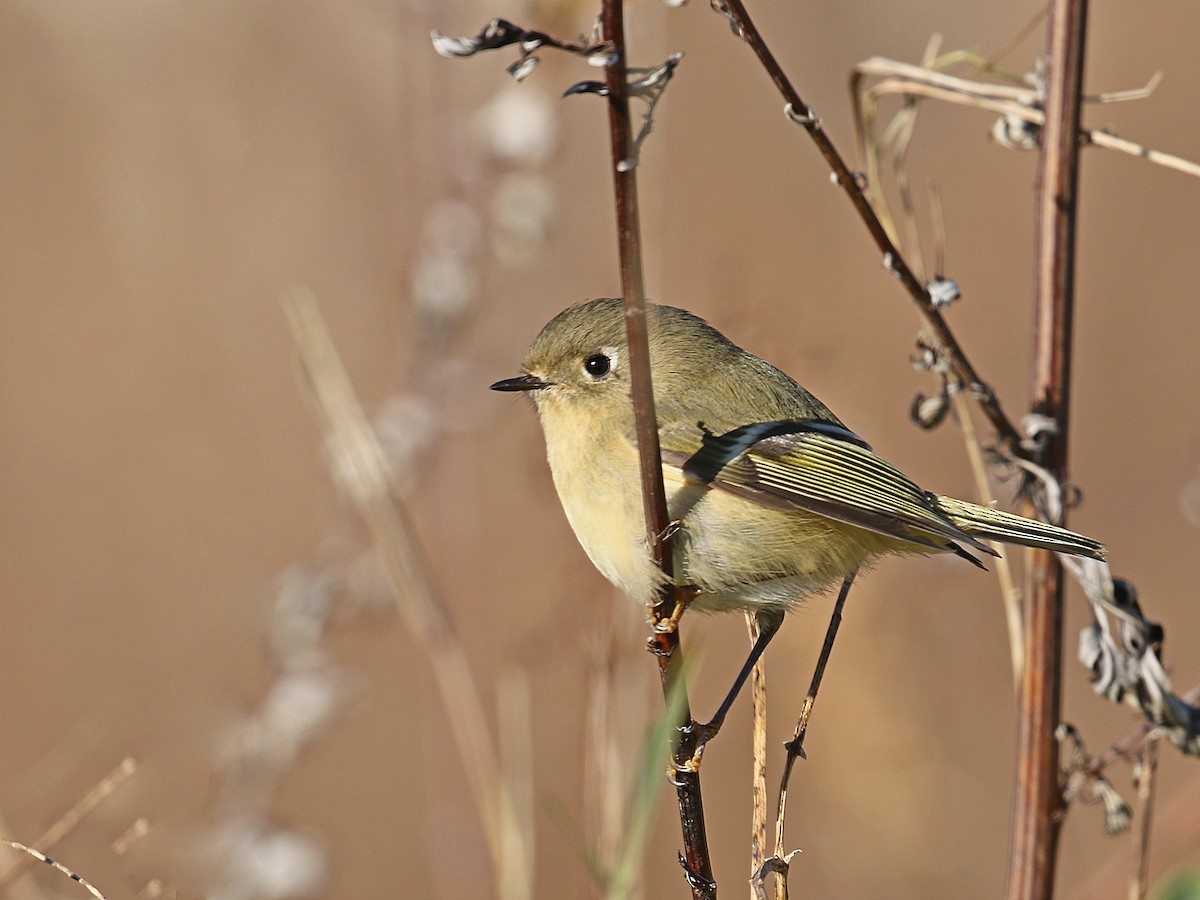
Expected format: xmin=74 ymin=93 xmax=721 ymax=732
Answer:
xmin=668 ymin=718 xmax=724 ymax=777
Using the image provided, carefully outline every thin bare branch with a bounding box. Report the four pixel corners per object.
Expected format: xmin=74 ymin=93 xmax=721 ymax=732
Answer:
xmin=599 ymin=1 xmax=715 ymax=895
xmin=710 ymin=0 xmax=1027 ymax=457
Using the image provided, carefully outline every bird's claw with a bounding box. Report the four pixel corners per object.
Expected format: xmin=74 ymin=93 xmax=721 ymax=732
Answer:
xmin=657 ymin=519 xmax=683 ymax=545
xmin=650 ymin=585 xmax=699 ymax=635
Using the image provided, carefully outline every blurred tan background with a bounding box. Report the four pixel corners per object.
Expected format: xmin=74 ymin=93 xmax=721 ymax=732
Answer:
xmin=2 ymin=0 xmax=1199 ymax=897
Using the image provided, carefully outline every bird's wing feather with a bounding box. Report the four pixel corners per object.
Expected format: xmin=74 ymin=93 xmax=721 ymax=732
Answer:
xmin=933 ymin=495 xmax=1106 ymax=560
xmin=661 ymin=420 xmax=997 ymax=556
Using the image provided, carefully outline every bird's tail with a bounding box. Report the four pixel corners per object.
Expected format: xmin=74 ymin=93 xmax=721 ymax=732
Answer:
xmin=934 ymin=495 xmax=1106 ymax=561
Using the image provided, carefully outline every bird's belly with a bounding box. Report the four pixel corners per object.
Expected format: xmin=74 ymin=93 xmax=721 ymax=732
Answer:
xmin=665 ymin=471 xmax=880 ymax=612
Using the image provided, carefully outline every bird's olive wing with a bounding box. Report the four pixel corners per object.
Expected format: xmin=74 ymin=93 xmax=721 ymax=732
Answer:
xmin=660 ymin=420 xmax=996 ymax=558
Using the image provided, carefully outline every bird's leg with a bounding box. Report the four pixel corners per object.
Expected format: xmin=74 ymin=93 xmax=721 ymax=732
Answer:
xmin=674 ymin=607 xmax=785 ymax=773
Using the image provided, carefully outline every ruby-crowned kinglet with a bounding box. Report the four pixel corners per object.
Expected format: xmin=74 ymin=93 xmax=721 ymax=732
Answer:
xmin=492 ymin=299 xmax=1105 ymax=616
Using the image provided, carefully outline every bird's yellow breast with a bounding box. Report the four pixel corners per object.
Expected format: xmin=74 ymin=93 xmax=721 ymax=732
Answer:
xmin=542 ymin=408 xmax=667 ymax=601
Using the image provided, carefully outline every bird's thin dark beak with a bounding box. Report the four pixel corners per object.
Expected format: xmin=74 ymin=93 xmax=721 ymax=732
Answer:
xmin=490 ymin=374 xmax=551 ymax=392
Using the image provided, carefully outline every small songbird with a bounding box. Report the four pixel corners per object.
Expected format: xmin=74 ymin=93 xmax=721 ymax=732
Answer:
xmin=492 ymin=299 xmax=1104 ymax=719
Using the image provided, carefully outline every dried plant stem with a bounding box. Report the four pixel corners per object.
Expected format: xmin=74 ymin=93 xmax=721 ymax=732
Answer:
xmin=951 ymin=391 xmax=1024 ymax=687
xmin=285 ymin=294 xmax=529 ymax=897
xmin=747 ymin=613 xmax=769 ymax=899
xmin=1129 ymin=738 xmax=1159 ymax=900
xmin=754 ymin=574 xmax=855 ymax=900
xmin=599 ymin=1 xmax=714 ymax=895
xmin=1068 ymin=757 xmax=1200 ymax=900
xmin=1007 ymin=0 xmax=1089 ymax=897
xmin=854 ymin=61 xmax=1200 ymax=180
xmin=874 ymin=100 xmax=1025 ymax=688
xmin=713 ymin=0 xmax=1026 ymax=455
xmin=497 ymin=669 xmax=535 ymax=900
xmin=0 ymin=820 xmax=39 ymax=900
xmin=0 ymin=841 xmax=108 ymax=900
xmin=1089 ymin=682 xmax=1200 ymax=775
xmin=0 ymin=757 xmax=137 ymax=893
xmin=586 ymin=621 xmax=623 ymax=885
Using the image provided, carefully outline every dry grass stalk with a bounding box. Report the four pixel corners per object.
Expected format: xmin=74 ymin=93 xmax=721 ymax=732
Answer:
xmin=0 ymin=757 xmax=137 ymax=894
xmin=852 ymin=57 xmax=1200 ymax=187
xmin=0 ymin=840 xmax=108 ymax=899
xmin=855 ymin=55 xmax=1028 ymax=688
xmin=1128 ymin=737 xmax=1159 ymax=900
xmin=497 ymin=669 xmax=535 ymax=900
xmin=951 ymin=392 xmax=1024 ymax=687
xmin=747 ymin=575 xmax=854 ymax=900
xmin=746 ymin=612 xmax=768 ymax=900
xmin=284 ymin=290 xmax=530 ymax=898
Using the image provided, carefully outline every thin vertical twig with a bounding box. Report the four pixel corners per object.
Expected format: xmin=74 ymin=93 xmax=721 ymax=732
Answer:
xmin=747 ymin=613 xmax=769 ymax=899
xmin=752 ymin=574 xmax=855 ymax=900
xmin=1129 ymin=738 xmax=1159 ymax=900
xmin=1007 ymin=0 xmax=1089 ymax=898
xmin=599 ymin=2 xmax=715 ymax=896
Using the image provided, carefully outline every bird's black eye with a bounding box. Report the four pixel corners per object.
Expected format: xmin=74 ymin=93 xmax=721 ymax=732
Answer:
xmin=584 ymin=354 xmax=611 ymax=378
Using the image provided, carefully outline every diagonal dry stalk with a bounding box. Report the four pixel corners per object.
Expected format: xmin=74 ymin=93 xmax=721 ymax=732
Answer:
xmin=0 ymin=758 xmax=137 ymax=895
xmin=711 ymin=0 xmax=1027 ymax=456
xmin=599 ymin=2 xmax=715 ymax=895
xmin=0 ymin=840 xmax=109 ymax=900
xmin=285 ymin=292 xmax=531 ymax=899
xmin=951 ymin=392 xmax=1025 ymax=685
xmin=1007 ymin=0 xmax=1089 ymax=897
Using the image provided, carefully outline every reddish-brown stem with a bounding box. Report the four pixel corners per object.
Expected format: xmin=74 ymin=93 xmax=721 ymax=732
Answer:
xmin=600 ymin=1 xmax=716 ymax=896
xmin=1007 ymin=0 xmax=1089 ymax=898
